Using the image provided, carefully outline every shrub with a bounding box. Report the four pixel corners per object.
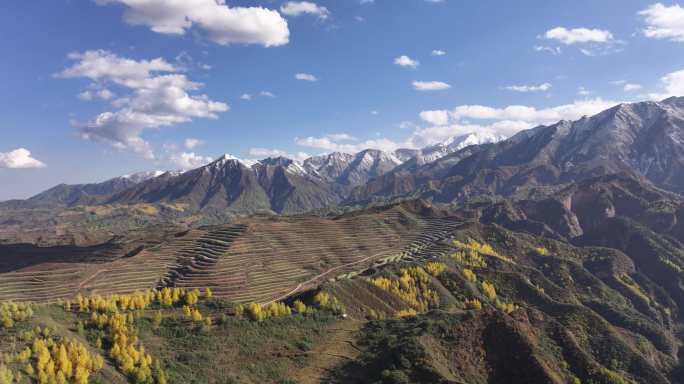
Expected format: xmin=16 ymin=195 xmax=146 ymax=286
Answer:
xmin=481 ymin=281 xmax=497 ymax=300
xmin=462 ymin=268 xmax=477 ymax=283
xmin=464 ymin=299 xmax=482 ymax=310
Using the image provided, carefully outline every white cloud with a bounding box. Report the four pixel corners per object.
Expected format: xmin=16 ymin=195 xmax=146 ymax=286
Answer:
xmin=78 ymin=91 xmax=94 ymax=101
xmin=295 ymin=98 xmax=622 ymax=154
xmin=247 ymin=148 xmax=310 ymax=161
xmin=639 ymin=3 xmax=684 ymax=42
xmin=78 ymin=88 xmax=115 ymax=101
xmin=0 ymin=148 xmax=46 ymax=169
xmin=623 ymin=83 xmax=643 ymax=92
xmin=648 ymin=68 xmax=684 ymax=100
xmin=296 ymin=136 xmax=399 ymax=153
xmin=184 ymin=138 xmax=203 ymax=149
xmin=169 ymin=151 xmax=213 ymax=169
xmin=94 ymin=0 xmax=289 ymax=47
xmin=543 ymin=27 xmax=614 ymax=44
xmin=59 ymin=50 xmax=176 ymax=86
xmin=360 ymin=0 xmax=375 ymax=4
xmin=242 ymin=91 xmax=275 ymax=100
xmin=394 ymin=55 xmax=419 ymax=68
xmin=399 ymin=121 xmax=418 ymax=130
xmin=280 ymin=2 xmax=330 ymax=20
xmin=577 ymin=86 xmax=592 ymax=96
xmin=412 ymin=80 xmax=451 ymax=91
xmin=326 ymin=133 xmax=356 ymax=141
xmin=58 ymin=50 xmax=228 ymax=159
xmin=503 ymin=83 xmax=552 ymax=93
xmin=431 ymin=49 xmax=446 ymax=56
xmin=534 ymin=45 xmax=562 ymax=55
xmin=295 ymin=73 xmax=318 ymax=81
xmin=419 ymin=110 xmax=450 ymax=126
xmin=448 ymin=98 xmax=619 ymax=125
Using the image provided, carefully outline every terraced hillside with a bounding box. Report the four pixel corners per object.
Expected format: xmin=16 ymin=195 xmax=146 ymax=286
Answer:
xmin=0 ymin=202 xmax=462 ymax=304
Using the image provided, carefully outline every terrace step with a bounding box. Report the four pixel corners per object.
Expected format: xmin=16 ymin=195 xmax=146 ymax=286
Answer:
xmin=159 ymin=224 xmax=248 ymax=288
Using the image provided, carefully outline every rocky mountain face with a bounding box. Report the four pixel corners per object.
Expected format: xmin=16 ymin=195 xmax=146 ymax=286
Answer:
xmin=350 ymin=97 xmax=684 ymax=205
xmin=104 ymin=155 xmax=340 ymax=214
xmin=20 ymin=133 xmax=503 ymax=214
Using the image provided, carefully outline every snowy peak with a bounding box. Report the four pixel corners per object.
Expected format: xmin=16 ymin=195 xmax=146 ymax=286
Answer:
xmin=443 ymin=132 xmax=507 ymax=151
xmin=206 ymin=154 xmax=252 ymax=169
xmin=120 ymin=170 xmax=166 ymax=184
xmin=396 ymin=132 xmax=507 ymax=165
xmin=255 ymin=157 xmax=308 ymax=176
xmin=303 ymin=152 xmax=354 ymax=181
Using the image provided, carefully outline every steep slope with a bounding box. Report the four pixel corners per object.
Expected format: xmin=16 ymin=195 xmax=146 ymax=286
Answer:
xmin=303 ymin=152 xmax=355 ymax=181
xmin=107 ymin=155 xmax=341 ymax=214
xmin=337 ymin=149 xmax=402 ymax=186
xmin=25 ymin=171 xmax=166 ymax=207
xmin=252 ymin=157 xmax=341 ymax=213
xmin=350 ymin=97 xmax=684 ymax=204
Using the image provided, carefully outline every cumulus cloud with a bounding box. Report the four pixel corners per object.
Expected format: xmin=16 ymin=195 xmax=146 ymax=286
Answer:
xmin=542 ymin=27 xmax=614 ymax=44
xmin=503 ymin=83 xmax=552 ymax=93
xmin=280 ymin=1 xmax=330 ymax=20
xmin=295 ymin=136 xmax=399 ymax=153
xmin=247 ymin=148 xmax=310 ymax=161
xmin=412 ymin=80 xmax=451 ymax=91
xmin=448 ymin=98 xmax=619 ymax=124
xmin=431 ymin=50 xmax=446 ymax=56
xmin=419 ymin=110 xmax=450 ymax=126
xmin=394 ymin=55 xmax=419 ymax=68
xmin=58 ymin=50 xmax=228 ymax=159
xmin=0 ymin=148 xmax=46 ymax=169
xmin=295 ymin=73 xmax=318 ymax=81
xmin=94 ymin=0 xmax=289 ymax=47
xmin=648 ymin=68 xmax=684 ymax=100
xmin=295 ymin=131 xmax=393 ymax=153
xmin=639 ymin=3 xmax=684 ymax=42
xmin=406 ymin=99 xmax=621 ymax=148
xmin=169 ymin=151 xmax=213 ymax=169
xmin=295 ymin=98 xmax=623 ymax=154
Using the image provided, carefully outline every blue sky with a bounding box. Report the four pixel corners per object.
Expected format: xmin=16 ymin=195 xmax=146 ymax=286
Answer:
xmin=1 ymin=0 xmax=684 ymax=200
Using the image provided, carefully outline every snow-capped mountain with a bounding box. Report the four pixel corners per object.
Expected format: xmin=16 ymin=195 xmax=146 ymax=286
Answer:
xmin=303 ymin=152 xmax=355 ymax=181
xmin=395 ymin=132 xmax=507 ymax=165
xmin=24 ymin=97 xmax=684 ymax=214
xmin=352 ymin=97 xmax=684 ymax=203
xmin=120 ymin=170 xmax=167 ymax=184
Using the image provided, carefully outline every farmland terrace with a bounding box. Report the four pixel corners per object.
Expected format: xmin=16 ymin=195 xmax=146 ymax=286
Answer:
xmin=0 ymin=202 xmax=463 ymax=304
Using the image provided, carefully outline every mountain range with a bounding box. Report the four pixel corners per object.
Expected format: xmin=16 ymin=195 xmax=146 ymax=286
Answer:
xmin=6 ymin=97 xmax=684 ymax=216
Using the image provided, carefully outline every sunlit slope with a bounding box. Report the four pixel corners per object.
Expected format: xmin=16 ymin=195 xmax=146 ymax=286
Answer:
xmin=0 ymin=203 xmax=462 ymax=304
